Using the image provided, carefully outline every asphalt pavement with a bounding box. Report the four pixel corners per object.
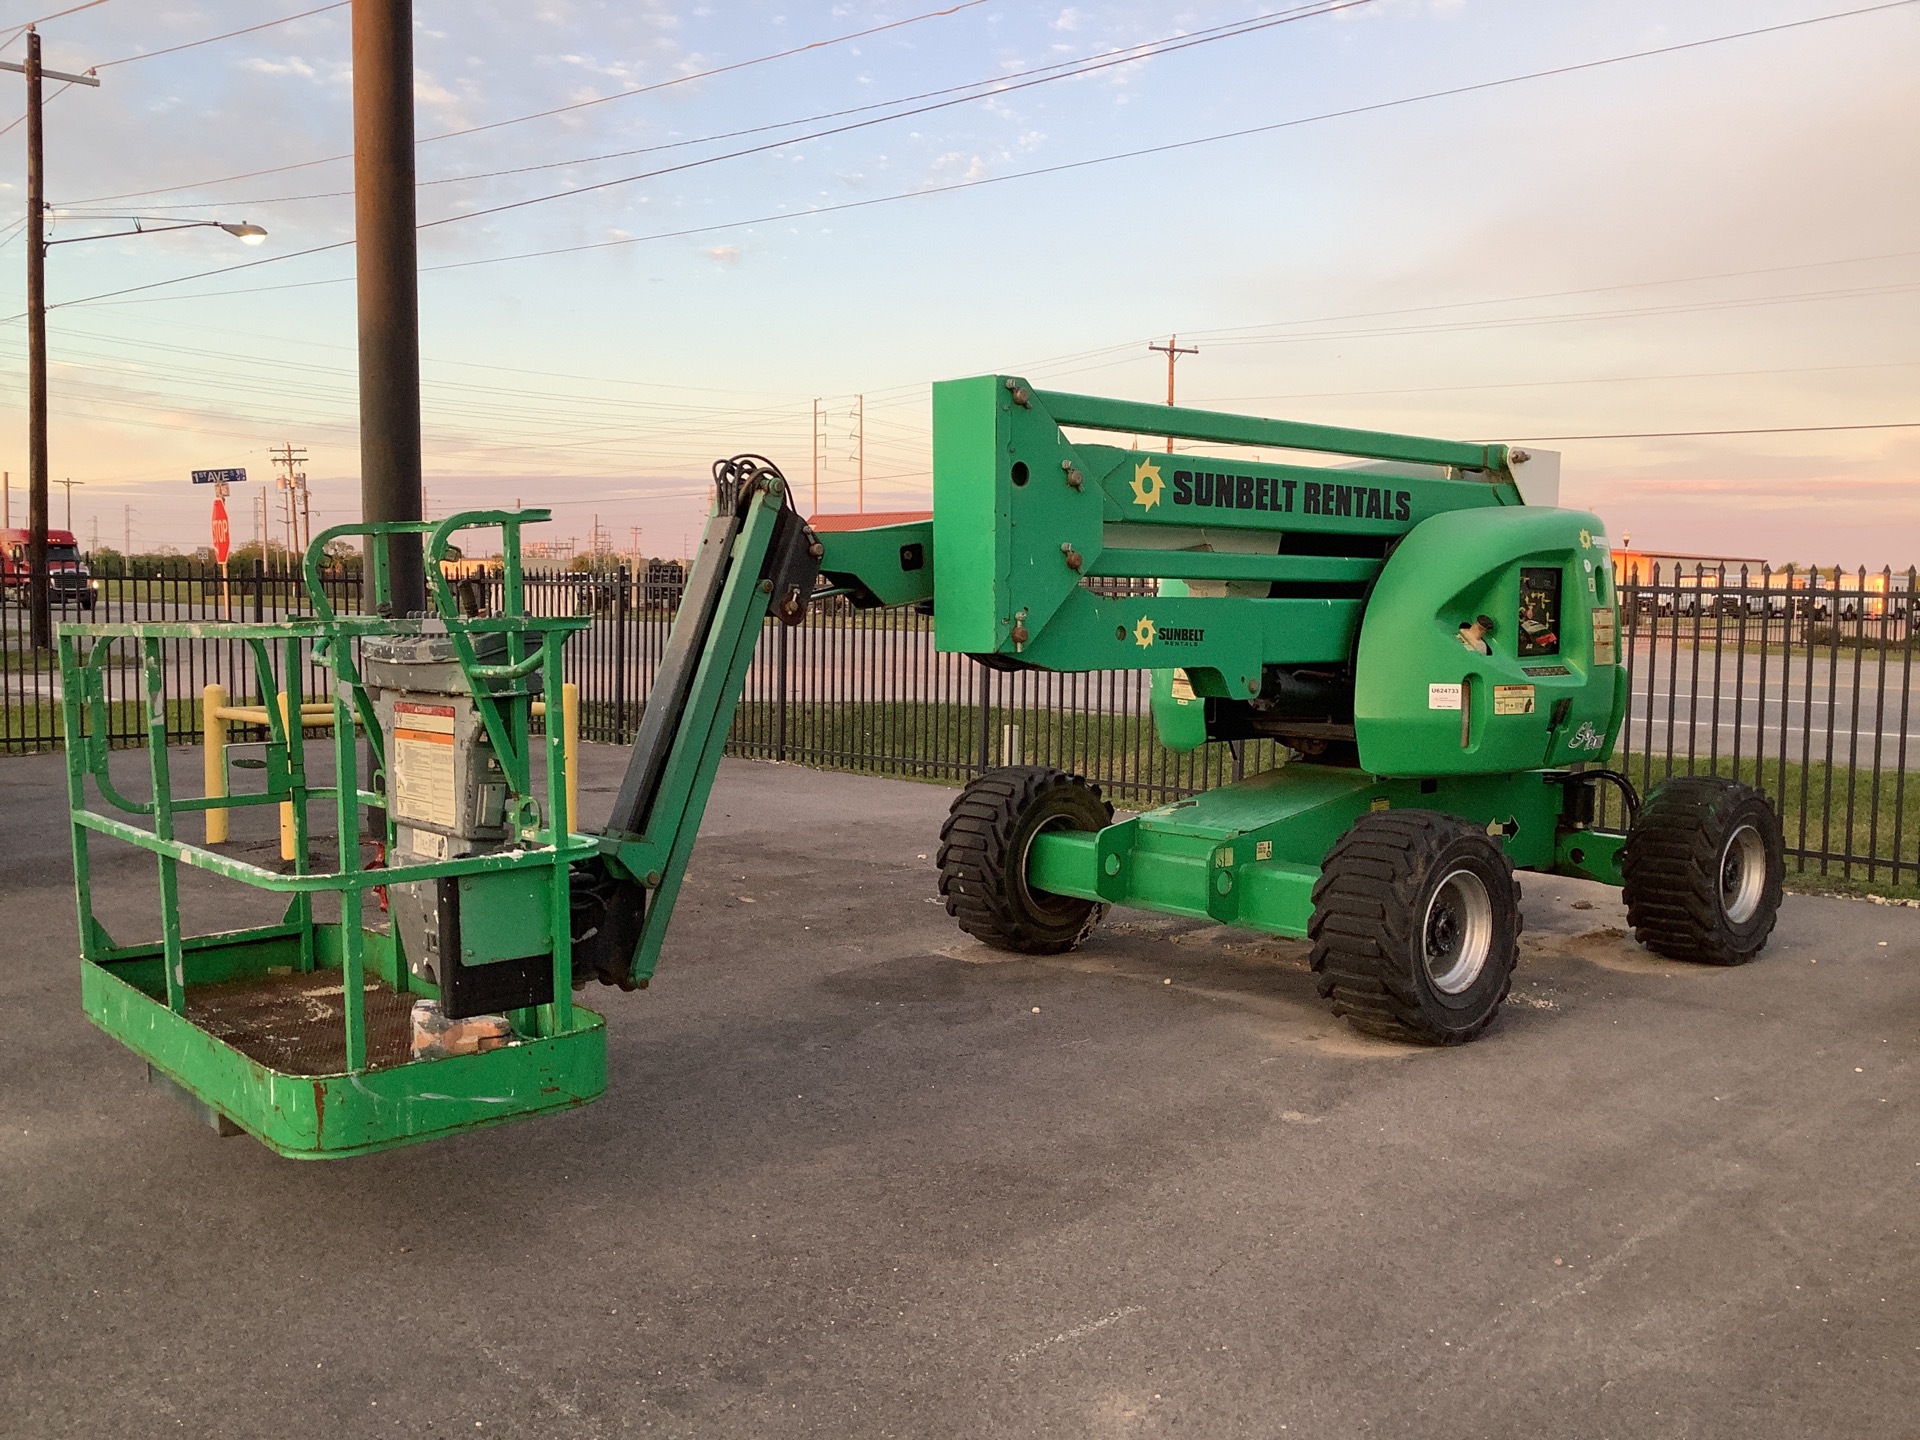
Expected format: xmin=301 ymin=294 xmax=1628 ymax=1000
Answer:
xmin=4 ymin=743 xmax=1919 ymax=1439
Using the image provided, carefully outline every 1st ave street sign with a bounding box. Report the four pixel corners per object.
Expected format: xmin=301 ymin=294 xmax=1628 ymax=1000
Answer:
xmin=192 ymin=468 xmax=248 ymax=485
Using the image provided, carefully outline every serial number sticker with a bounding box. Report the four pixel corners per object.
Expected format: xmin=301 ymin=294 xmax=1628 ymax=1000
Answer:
xmin=1428 ymin=683 xmax=1463 ymax=711
xmin=1493 ymin=684 xmax=1536 ymax=716
xmin=1591 ymin=607 xmax=1618 ymax=667
xmin=399 ymin=825 xmax=450 ymax=861
xmin=1522 ymin=664 xmax=1572 ymax=677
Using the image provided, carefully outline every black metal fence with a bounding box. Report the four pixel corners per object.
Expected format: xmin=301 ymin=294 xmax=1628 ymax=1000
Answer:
xmin=1 ymin=562 xmax=362 ymax=754
xmin=8 ymin=559 xmax=1917 ymax=891
xmin=1614 ymin=564 xmax=1917 ymax=890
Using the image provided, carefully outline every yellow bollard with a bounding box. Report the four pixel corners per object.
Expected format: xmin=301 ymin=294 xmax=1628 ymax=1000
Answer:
xmin=202 ymin=683 xmax=229 ymax=844
xmin=278 ymin=691 xmax=297 ymax=862
xmin=563 ymin=681 xmax=580 ymax=827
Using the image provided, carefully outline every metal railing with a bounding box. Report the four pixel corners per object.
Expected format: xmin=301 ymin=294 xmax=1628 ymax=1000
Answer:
xmin=8 ymin=558 xmax=1916 ymax=891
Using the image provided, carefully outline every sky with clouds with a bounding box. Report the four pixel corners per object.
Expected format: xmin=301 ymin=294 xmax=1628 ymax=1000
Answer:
xmin=0 ymin=0 xmax=1915 ymax=564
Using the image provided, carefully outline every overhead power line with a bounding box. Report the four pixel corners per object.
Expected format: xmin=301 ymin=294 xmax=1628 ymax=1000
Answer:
xmin=71 ymin=2 xmax=1354 ymax=212
xmin=1505 ymin=422 xmax=1920 ymax=441
xmin=4 ymin=0 xmax=115 ymax=31
xmin=20 ymin=1 xmax=1919 ymax=318
xmin=0 ymin=72 xmax=72 ymax=136
xmin=424 ymin=0 xmax=1920 ymax=236
xmin=93 ymin=2 xmax=347 ymax=70
xmin=421 ymin=1 xmax=1367 ymax=233
xmin=61 ymin=0 xmax=998 ymax=206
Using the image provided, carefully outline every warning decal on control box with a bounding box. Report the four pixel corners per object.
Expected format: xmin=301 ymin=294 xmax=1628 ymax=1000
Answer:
xmin=1591 ymin=607 xmax=1617 ymax=667
xmin=1493 ymin=684 xmax=1536 ymax=716
xmin=392 ymin=702 xmax=458 ymax=828
xmin=1428 ymin=683 xmax=1463 ymax=711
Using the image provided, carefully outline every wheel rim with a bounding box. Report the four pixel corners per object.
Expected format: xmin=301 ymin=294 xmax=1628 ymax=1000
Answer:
xmin=1423 ymin=868 xmax=1494 ymax=996
xmin=1719 ymin=824 xmax=1767 ymax=924
xmin=1019 ymin=814 xmax=1088 ymax=919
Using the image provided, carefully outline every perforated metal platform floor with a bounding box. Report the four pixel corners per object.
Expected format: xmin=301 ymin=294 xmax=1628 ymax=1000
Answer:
xmin=185 ymin=971 xmax=414 ymax=1075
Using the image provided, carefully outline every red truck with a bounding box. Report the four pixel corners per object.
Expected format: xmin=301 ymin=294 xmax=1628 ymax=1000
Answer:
xmin=1 ymin=528 xmax=96 ymax=611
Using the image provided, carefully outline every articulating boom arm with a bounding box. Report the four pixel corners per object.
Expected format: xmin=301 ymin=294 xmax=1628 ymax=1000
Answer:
xmin=571 ymin=457 xmax=820 ymax=990
xmin=816 ymin=374 xmax=1621 ymax=777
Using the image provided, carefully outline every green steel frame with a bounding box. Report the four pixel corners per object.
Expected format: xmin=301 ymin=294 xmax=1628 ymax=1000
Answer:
xmin=60 ymin=468 xmax=802 ymax=1159
xmin=58 ymin=510 xmax=607 ymax=1158
xmin=817 ymin=376 xmax=1631 ymax=945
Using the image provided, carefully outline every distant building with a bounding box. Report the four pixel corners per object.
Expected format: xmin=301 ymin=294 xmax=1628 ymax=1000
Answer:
xmin=1609 ymin=546 xmax=1767 ymax=585
xmin=644 ymin=558 xmax=686 ymax=605
xmin=1613 ymin=543 xmax=1914 ymax=620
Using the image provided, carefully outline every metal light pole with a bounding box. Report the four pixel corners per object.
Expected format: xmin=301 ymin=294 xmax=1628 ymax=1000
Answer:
xmin=353 ymin=0 xmax=424 ymax=615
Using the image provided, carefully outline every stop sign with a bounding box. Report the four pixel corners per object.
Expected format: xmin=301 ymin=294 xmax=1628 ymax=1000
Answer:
xmin=211 ymin=496 xmax=231 ymax=565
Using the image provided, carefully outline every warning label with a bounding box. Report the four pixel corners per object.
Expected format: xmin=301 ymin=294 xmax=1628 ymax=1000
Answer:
xmin=1493 ymin=684 xmax=1536 ymax=716
xmin=1592 ymin=607 xmax=1617 ymax=667
xmin=392 ymin=703 xmax=457 ymax=828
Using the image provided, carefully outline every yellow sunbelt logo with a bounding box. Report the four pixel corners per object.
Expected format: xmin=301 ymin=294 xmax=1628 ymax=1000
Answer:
xmin=1132 ymin=616 xmax=1204 ymax=649
xmin=1130 ymin=457 xmax=1164 ymax=511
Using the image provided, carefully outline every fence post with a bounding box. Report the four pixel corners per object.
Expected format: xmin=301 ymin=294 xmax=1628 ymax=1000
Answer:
xmin=252 ymin=559 xmax=265 ymax=622
xmin=976 ymin=663 xmax=994 ymax=776
xmin=775 ymin=618 xmax=789 ymax=763
xmin=614 ymin=564 xmax=630 ymax=743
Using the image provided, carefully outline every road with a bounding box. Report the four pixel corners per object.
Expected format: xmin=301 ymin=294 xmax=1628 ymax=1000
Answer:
xmin=1621 ymin=642 xmax=1920 ymax=771
xmin=5 ymin=745 xmax=1919 ymax=1438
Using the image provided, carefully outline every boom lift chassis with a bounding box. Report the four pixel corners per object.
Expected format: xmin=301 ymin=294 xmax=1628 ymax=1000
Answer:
xmin=58 ymin=383 xmax=1785 ymax=1158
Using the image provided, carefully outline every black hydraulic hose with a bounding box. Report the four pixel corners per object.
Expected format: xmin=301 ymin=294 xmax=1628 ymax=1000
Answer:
xmin=1585 ymin=768 xmax=1641 ymax=827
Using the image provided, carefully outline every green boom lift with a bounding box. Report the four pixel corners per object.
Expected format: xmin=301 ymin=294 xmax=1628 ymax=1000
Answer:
xmin=58 ymin=381 xmax=1785 ymax=1158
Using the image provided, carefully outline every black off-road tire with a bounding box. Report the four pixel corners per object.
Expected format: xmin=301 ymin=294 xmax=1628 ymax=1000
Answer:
xmin=1309 ymin=810 xmax=1523 ymax=1046
xmin=937 ymin=766 xmax=1111 ymax=954
xmin=1622 ymin=776 xmax=1784 ymax=965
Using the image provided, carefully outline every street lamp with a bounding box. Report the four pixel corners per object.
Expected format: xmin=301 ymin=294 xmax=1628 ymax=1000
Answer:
xmin=45 ymin=215 xmax=270 ymax=248
xmin=22 ymin=208 xmax=269 ymax=648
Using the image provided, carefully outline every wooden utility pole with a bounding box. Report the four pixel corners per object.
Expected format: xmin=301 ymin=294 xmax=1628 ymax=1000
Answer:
xmin=270 ymin=443 xmax=308 ymax=562
xmin=57 ymin=475 xmax=83 ymax=529
xmin=1148 ymin=335 xmax=1198 ymax=455
xmin=3 ymin=32 xmax=98 ymax=646
xmin=811 ymin=397 xmax=821 ymax=514
xmin=857 ymin=393 xmax=865 ymax=514
xmin=21 ymin=32 xmax=47 ymax=644
xmin=353 ymin=0 xmax=424 ymax=612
